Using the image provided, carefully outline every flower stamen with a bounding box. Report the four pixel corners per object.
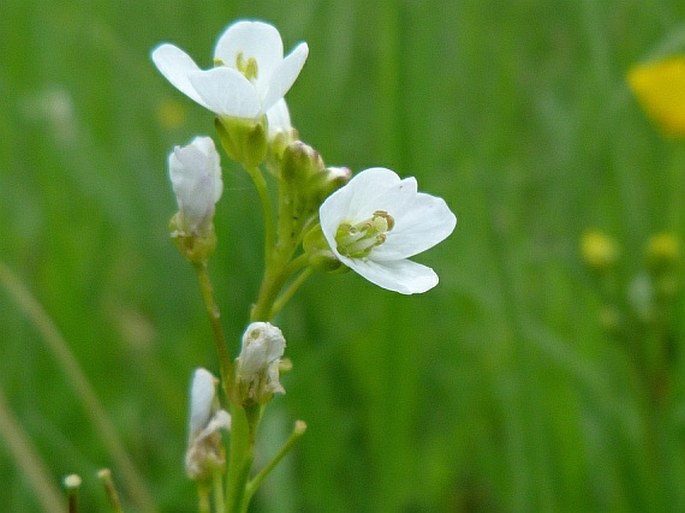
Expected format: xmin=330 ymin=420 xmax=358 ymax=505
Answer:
xmin=335 ymin=210 xmax=395 ymax=258
xmin=235 ymin=52 xmax=259 ymax=81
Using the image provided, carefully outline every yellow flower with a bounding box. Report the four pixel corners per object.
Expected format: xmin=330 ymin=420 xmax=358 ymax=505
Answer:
xmin=645 ymin=232 xmax=681 ymax=271
xmin=628 ymin=56 xmax=685 ymax=136
xmin=581 ymin=230 xmax=620 ymax=270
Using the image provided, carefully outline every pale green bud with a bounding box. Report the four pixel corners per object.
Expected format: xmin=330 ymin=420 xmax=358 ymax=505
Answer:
xmin=281 ymin=141 xmax=325 ymax=184
xmin=307 ymin=166 xmax=352 ymax=206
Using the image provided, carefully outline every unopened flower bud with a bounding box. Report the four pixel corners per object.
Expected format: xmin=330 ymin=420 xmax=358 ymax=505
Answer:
xmin=168 ymin=136 xmax=223 ymax=263
xmin=266 ymin=99 xmax=298 ymax=163
xmin=307 ymin=166 xmax=352 ymax=206
xmin=281 ymin=141 xmax=325 ymax=184
xmin=185 ymin=368 xmax=230 ymax=480
xmin=235 ymin=322 xmax=286 ymax=405
xmin=169 ymin=136 xmax=223 ymax=238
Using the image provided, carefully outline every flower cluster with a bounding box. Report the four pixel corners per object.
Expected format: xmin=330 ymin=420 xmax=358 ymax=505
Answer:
xmin=152 ymin=18 xmax=456 ymax=512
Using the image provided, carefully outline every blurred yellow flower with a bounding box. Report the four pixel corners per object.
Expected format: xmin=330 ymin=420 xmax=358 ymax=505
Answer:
xmin=581 ymin=230 xmax=620 ymax=270
xmin=157 ymin=98 xmax=186 ymax=129
xmin=628 ymin=56 xmax=685 ymax=136
xmin=645 ymin=232 xmax=681 ymax=270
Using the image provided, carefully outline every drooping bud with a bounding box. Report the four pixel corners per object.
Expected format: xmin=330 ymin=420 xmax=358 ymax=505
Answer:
xmin=185 ymin=368 xmax=231 ymax=481
xmin=235 ymin=322 xmax=286 ymax=405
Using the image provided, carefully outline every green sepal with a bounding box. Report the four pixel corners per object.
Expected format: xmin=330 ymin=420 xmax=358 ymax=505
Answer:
xmin=215 ymin=116 xmax=267 ymax=168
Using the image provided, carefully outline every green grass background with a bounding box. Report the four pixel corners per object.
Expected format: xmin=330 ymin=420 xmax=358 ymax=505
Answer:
xmin=2 ymin=0 xmax=685 ymax=511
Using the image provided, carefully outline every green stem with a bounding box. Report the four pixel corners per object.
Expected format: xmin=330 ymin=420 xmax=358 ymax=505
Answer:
xmin=194 ymin=262 xmax=236 ymax=403
xmin=197 ymin=483 xmax=211 ymax=513
xmin=251 ymin=253 xmax=310 ymax=322
xmin=271 ymin=267 xmax=313 ymax=319
xmin=212 ymin=467 xmax=225 ymax=513
xmin=225 ymin=404 xmax=261 ymax=513
xmin=244 ymin=165 xmax=275 ymax=266
xmin=97 ymin=469 xmax=125 ymax=513
xmin=244 ymin=420 xmax=307 ymax=503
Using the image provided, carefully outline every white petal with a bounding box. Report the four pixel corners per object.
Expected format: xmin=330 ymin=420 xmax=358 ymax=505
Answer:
xmin=189 ymin=136 xmax=223 ymax=204
xmin=189 ymin=68 xmax=261 ymax=118
xmin=151 ymin=44 xmax=209 ymax=109
xmin=266 ymin=98 xmax=292 ymax=138
xmin=341 ymin=257 xmax=439 ymax=294
xmin=373 ymin=193 xmax=457 ymax=260
xmin=214 ymin=20 xmax=283 ymax=80
xmin=188 ymin=368 xmax=217 ymax=439
xmin=260 ymin=42 xmax=309 ymax=111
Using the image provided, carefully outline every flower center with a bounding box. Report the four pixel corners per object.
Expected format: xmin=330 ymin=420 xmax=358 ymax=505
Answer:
xmin=335 ymin=210 xmax=395 ymax=259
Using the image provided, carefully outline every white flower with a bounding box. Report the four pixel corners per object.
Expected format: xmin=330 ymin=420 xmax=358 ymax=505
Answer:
xmin=185 ymin=368 xmax=231 ymax=480
xmin=319 ymin=167 xmax=457 ymax=294
xmin=151 ymin=20 xmax=309 ymax=120
xmin=236 ymin=322 xmax=286 ymax=404
xmin=168 ymin=136 xmax=223 ymax=237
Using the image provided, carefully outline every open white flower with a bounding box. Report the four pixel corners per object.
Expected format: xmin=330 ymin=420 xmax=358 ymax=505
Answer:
xmin=168 ymin=136 xmax=223 ymax=237
xmin=319 ymin=167 xmax=457 ymax=294
xmin=151 ymin=20 xmax=309 ymax=120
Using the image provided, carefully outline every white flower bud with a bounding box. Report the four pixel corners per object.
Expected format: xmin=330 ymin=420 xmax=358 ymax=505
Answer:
xmin=168 ymin=136 xmax=223 ymax=238
xmin=185 ymin=368 xmax=230 ymax=480
xmin=266 ymin=98 xmax=295 ymax=143
xmin=236 ymin=322 xmax=286 ymax=405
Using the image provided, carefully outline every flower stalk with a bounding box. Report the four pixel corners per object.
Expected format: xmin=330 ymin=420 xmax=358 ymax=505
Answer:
xmin=194 ymin=263 xmax=235 ymax=402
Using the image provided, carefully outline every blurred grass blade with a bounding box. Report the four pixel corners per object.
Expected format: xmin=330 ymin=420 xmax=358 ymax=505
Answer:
xmin=0 ymin=387 xmax=65 ymax=513
xmin=0 ymin=261 xmax=157 ymax=513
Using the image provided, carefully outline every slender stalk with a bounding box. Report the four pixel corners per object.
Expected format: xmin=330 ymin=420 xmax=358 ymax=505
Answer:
xmin=64 ymin=475 xmax=82 ymax=513
xmin=97 ymin=469 xmax=125 ymax=513
xmin=0 ymin=261 xmax=157 ymax=513
xmin=250 ymin=252 xmax=310 ymax=322
xmin=212 ymin=467 xmax=225 ymax=513
xmin=225 ymin=404 xmax=261 ymax=513
xmin=194 ymin=262 xmax=235 ymax=403
xmin=270 ymin=267 xmax=313 ymax=319
xmin=0 ymin=387 xmax=64 ymax=513
xmin=197 ymin=484 xmax=211 ymax=513
xmin=244 ymin=420 xmax=307 ymax=504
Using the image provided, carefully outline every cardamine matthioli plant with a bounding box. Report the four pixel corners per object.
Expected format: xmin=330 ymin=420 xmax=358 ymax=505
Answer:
xmin=149 ymin=19 xmax=456 ymax=513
